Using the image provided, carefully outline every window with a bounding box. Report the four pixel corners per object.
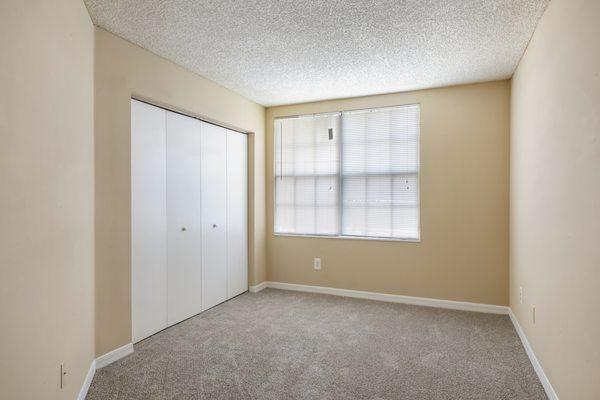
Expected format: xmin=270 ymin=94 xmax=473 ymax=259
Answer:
xmin=274 ymin=104 xmax=419 ymax=240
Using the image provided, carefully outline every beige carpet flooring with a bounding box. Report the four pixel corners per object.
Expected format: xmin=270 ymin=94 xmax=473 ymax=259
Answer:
xmin=86 ymin=288 xmax=547 ymax=399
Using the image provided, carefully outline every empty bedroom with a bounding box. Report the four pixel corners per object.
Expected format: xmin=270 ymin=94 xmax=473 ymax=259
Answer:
xmin=1 ymin=0 xmax=598 ymax=399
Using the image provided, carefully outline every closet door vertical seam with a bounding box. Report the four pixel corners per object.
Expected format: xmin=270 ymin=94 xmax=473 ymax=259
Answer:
xmin=200 ymin=123 xmax=205 ymax=310
xmin=164 ymin=110 xmax=169 ymax=328
xmin=226 ymin=131 xmax=230 ymax=299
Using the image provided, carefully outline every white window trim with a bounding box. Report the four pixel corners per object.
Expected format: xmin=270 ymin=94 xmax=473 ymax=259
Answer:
xmin=273 ymin=232 xmax=421 ymax=243
xmin=273 ymin=103 xmax=421 ymax=242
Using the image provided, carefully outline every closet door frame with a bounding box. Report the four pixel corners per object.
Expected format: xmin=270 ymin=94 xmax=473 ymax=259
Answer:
xmin=131 ymin=98 xmax=250 ymax=342
xmin=131 ymin=99 xmax=168 ymax=343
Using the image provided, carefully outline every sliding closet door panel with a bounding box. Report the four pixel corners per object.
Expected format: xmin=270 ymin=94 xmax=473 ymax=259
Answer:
xmin=201 ymin=122 xmax=228 ymax=310
xmin=166 ymin=111 xmax=202 ymax=326
xmin=131 ymin=99 xmax=167 ymax=343
xmin=227 ymin=130 xmax=248 ymax=298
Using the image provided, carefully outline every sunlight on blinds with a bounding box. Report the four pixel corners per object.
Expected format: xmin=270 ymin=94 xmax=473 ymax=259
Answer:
xmin=274 ymin=104 xmax=419 ymax=240
xmin=341 ymin=105 xmax=420 ymax=239
xmin=274 ymin=113 xmax=341 ymax=235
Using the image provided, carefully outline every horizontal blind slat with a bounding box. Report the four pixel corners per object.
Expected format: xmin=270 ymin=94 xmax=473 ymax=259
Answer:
xmin=275 ymin=114 xmax=341 ymax=235
xmin=275 ymin=104 xmax=419 ymax=240
xmin=341 ymin=105 xmax=420 ymax=239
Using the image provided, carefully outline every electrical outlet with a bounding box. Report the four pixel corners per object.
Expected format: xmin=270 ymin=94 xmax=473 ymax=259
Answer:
xmin=519 ymin=286 xmax=523 ymax=305
xmin=313 ymin=258 xmax=321 ymax=270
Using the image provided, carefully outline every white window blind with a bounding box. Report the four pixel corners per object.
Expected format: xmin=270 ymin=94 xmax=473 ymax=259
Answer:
xmin=341 ymin=105 xmax=420 ymax=239
xmin=274 ymin=113 xmax=341 ymax=235
xmin=274 ymin=104 xmax=419 ymax=240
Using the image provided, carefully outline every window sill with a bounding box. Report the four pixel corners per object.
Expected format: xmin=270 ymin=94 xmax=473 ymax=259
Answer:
xmin=273 ymin=233 xmax=421 ymax=243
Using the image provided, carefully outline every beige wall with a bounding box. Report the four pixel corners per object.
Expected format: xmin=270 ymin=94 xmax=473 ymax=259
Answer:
xmin=510 ymin=0 xmax=600 ymax=398
xmin=266 ymin=81 xmax=510 ymax=305
xmin=94 ymin=28 xmax=266 ymax=356
xmin=6 ymin=1 xmax=596 ymax=397
xmin=0 ymin=0 xmax=95 ymax=399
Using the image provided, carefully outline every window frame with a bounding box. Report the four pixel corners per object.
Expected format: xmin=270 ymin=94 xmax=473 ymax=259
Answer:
xmin=273 ymin=103 xmax=421 ymax=243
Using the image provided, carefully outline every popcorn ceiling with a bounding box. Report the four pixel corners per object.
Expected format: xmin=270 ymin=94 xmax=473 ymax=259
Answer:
xmin=84 ymin=0 xmax=549 ymax=106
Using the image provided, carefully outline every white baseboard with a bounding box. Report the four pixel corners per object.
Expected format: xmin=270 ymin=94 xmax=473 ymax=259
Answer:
xmin=509 ymin=309 xmax=558 ymax=400
xmin=95 ymin=342 xmax=134 ymax=369
xmin=77 ymin=293 xmax=556 ymax=400
xmin=263 ymin=281 xmax=509 ymax=314
xmin=77 ymin=359 xmax=96 ymax=400
xmin=78 ymin=342 xmax=134 ymax=399
xmin=259 ymin=282 xmax=557 ymax=396
xmin=249 ymin=281 xmax=268 ymax=293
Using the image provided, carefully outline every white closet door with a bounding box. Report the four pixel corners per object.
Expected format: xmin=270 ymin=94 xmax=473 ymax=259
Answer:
xmin=166 ymin=111 xmax=202 ymax=326
xmin=227 ymin=130 xmax=248 ymax=298
xmin=131 ymin=99 xmax=167 ymax=343
xmin=201 ymin=122 xmax=228 ymax=310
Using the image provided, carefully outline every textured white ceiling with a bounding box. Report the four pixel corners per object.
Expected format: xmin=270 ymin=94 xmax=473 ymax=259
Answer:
xmin=84 ymin=0 xmax=548 ymax=106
